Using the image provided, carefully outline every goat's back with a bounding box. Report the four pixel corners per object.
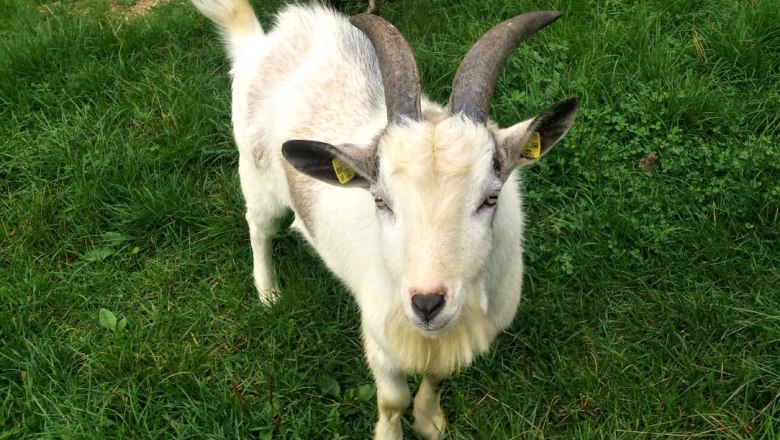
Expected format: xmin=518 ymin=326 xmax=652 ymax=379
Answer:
xmin=232 ymin=5 xmax=386 ymax=148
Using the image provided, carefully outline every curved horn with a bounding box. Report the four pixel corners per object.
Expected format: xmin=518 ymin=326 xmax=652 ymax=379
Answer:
xmin=351 ymin=13 xmax=421 ymax=123
xmin=449 ymin=11 xmax=563 ymax=123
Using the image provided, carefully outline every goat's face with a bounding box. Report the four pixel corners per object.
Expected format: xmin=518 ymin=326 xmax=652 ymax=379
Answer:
xmin=282 ymin=97 xmax=578 ymax=334
xmin=371 ymin=118 xmax=500 ymax=333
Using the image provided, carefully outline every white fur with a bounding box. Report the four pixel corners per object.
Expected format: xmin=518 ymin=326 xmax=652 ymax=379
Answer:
xmin=191 ymin=1 xmax=564 ymax=438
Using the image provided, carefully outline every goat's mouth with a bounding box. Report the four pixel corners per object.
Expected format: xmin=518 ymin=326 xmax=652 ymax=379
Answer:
xmin=408 ymin=305 xmax=463 ymax=336
xmin=412 ymin=316 xmax=451 ymax=334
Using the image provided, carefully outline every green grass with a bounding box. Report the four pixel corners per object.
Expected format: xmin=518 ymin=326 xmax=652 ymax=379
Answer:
xmin=1 ymin=0 xmax=778 ymax=438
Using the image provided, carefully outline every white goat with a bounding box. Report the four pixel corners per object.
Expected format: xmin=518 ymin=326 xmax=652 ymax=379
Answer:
xmin=191 ymin=1 xmax=577 ymax=438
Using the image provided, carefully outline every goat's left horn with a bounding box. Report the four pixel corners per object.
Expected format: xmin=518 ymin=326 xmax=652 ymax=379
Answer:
xmin=351 ymin=13 xmax=422 ymax=124
xmin=449 ymin=11 xmax=563 ymax=123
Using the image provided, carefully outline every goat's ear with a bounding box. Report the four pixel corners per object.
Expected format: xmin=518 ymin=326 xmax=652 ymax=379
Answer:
xmin=495 ymin=97 xmax=578 ymax=170
xmin=282 ymin=140 xmax=375 ymax=188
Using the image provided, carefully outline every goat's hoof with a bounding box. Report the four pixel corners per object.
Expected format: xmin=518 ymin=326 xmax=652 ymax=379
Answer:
xmin=254 ymin=280 xmax=280 ymax=305
xmin=412 ymin=411 xmax=447 ymax=439
xmin=256 ymin=288 xmax=279 ymax=305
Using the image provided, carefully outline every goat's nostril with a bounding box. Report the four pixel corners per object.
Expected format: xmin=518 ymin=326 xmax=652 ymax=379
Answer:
xmin=410 ymin=293 xmax=445 ymax=322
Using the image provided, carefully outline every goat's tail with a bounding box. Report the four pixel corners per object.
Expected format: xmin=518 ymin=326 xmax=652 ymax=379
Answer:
xmin=191 ymin=0 xmax=264 ymax=62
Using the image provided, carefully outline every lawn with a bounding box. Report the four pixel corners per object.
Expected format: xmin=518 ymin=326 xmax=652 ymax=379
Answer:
xmin=1 ymin=0 xmax=778 ymax=438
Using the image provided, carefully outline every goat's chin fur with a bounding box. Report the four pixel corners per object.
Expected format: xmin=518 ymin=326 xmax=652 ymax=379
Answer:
xmin=382 ymin=302 xmax=497 ymax=377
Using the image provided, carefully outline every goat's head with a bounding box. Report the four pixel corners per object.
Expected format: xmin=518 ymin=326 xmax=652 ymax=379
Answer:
xmin=283 ymin=12 xmax=578 ymax=335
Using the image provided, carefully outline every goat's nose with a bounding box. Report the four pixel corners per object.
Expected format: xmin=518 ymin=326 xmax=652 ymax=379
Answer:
xmin=411 ymin=293 xmax=445 ymax=322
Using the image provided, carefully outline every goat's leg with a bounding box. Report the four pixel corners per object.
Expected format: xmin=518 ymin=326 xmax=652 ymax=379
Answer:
xmin=365 ymin=338 xmax=410 ymax=439
xmin=412 ymin=375 xmax=447 ymax=439
xmin=367 ymin=0 xmax=380 ymax=15
xmin=245 ymin=208 xmax=279 ymax=303
xmin=373 ymin=367 xmax=410 ymax=439
xmin=238 ymin=156 xmax=283 ymax=303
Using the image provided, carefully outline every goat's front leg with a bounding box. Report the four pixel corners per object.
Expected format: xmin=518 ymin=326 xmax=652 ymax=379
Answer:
xmin=372 ymin=365 xmax=410 ymax=439
xmin=412 ymin=375 xmax=447 ymax=439
xmin=365 ymin=338 xmax=410 ymax=439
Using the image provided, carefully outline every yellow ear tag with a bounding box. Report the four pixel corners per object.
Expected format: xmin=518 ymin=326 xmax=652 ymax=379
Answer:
xmin=521 ymin=131 xmax=542 ymax=159
xmin=332 ymin=158 xmax=355 ymax=185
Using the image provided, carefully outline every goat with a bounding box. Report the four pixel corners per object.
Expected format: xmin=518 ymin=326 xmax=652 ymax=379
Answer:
xmin=191 ymin=1 xmax=578 ymax=438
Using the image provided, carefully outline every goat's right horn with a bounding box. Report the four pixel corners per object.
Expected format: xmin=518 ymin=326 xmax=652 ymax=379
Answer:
xmin=351 ymin=13 xmax=422 ymax=124
xmin=449 ymin=11 xmax=563 ymax=124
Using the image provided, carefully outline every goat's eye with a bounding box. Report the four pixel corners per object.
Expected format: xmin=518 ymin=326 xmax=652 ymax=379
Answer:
xmin=480 ymin=195 xmax=499 ymax=210
xmin=374 ymin=196 xmax=387 ymax=209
